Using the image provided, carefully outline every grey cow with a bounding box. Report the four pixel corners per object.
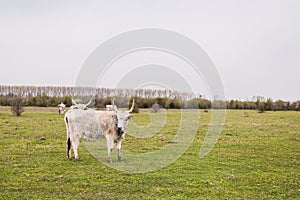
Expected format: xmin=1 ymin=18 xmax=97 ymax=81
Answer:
xmin=64 ymin=99 xmax=134 ymax=162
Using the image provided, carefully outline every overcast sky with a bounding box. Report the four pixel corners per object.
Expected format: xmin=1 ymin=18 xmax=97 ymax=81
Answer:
xmin=0 ymin=0 xmax=299 ymax=101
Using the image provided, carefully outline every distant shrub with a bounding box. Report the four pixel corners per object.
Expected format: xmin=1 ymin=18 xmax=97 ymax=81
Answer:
xmin=132 ymin=106 xmax=140 ymax=113
xmin=11 ymin=96 xmax=24 ymax=116
xmin=151 ymin=103 xmax=160 ymax=113
xmin=258 ymin=102 xmax=265 ymax=113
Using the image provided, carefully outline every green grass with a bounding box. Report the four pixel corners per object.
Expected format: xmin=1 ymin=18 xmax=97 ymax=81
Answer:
xmin=0 ymin=107 xmax=299 ymax=199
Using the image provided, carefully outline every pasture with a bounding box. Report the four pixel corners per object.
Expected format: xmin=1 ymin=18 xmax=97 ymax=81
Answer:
xmin=0 ymin=107 xmax=299 ymax=199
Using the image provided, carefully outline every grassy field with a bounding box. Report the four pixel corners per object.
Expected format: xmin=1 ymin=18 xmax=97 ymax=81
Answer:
xmin=0 ymin=107 xmax=299 ymax=199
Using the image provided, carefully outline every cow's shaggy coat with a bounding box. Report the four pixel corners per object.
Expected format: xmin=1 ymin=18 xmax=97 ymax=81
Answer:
xmin=64 ymin=99 xmax=134 ymax=162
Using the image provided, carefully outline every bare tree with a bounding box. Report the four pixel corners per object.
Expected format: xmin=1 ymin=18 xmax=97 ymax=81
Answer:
xmin=11 ymin=95 xmax=24 ymax=116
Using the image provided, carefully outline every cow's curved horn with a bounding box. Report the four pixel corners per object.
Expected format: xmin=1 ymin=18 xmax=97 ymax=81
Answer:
xmin=85 ymin=98 xmax=93 ymax=107
xmin=128 ymin=98 xmax=135 ymax=113
xmin=112 ymin=97 xmax=117 ymax=111
xmin=112 ymin=97 xmax=115 ymax=106
xmin=72 ymin=99 xmax=77 ymax=105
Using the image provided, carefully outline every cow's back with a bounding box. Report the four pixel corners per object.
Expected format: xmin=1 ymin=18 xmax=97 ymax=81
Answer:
xmin=66 ymin=109 xmax=105 ymax=139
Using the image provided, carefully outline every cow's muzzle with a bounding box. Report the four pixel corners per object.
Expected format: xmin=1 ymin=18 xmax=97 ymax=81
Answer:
xmin=117 ymin=127 xmax=124 ymax=134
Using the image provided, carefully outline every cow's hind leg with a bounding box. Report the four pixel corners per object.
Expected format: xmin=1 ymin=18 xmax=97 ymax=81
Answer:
xmin=72 ymin=137 xmax=80 ymax=161
xmin=67 ymin=137 xmax=71 ymax=160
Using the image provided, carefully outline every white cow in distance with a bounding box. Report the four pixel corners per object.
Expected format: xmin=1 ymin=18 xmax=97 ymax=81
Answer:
xmin=64 ymin=99 xmax=135 ymax=162
xmin=57 ymin=103 xmax=66 ymax=114
xmin=106 ymin=98 xmax=118 ymax=111
xmin=106 ymin=104 xmax=118 ymax=111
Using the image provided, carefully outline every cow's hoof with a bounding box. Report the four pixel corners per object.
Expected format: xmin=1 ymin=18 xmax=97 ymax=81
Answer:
xmin=108 ymin=159 xmax=113 ymax=163
xmin=75 ymin=158 xmax=81 ymax=162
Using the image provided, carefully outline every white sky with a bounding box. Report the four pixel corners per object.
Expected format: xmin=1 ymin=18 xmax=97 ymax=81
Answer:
xmin=0 ymin=0 xmax=299 ymax=101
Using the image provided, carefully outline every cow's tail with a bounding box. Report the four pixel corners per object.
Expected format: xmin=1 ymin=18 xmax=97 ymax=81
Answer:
xmin=65 ymin=115 xmax=71 ymax=160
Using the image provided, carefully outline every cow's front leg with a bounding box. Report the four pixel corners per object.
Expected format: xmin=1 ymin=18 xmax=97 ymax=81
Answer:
xmin=117 ymin=149 xmax=122 ymax=161
xmin=116 ymin=142 xmax=122 ymax=161
xmin=108 ymin=148 xmax=113 ymax=163
xmin=107 ymin=140 xmax=113 ymax=163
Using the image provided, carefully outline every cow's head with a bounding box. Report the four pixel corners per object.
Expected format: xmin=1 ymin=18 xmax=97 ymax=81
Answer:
xmin=70 ymin=98 xmax=92 ymax=110
xmin=113 ymin=98 xmax=134 ymax=134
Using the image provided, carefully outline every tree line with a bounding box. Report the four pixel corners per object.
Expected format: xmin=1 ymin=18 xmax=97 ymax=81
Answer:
xmin=227 ymin=98 xmax=300 ymax=112
xmin=1 ymin=94 xmax=299 ymax=112
xmin=0 ymin=85 xmax=299 ymax=112
xmin=0 ymin=85 xmax=194 ymax=99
